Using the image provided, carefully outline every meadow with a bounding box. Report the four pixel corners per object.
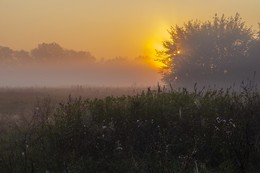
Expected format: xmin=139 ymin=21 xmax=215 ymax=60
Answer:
xmin=0 ymin=84 xmax=259 ymax=173
xmin=0 ymin=86 xmax=144 ymax=116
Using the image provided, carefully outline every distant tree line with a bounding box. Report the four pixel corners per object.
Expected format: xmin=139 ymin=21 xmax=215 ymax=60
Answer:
xmin=159 ymin=14 xmax=260 ymax=88
xmin=0 ymin=43 xmax=95 ymax=64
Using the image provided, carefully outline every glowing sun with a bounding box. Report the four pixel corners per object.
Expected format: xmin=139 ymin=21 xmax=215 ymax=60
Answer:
xmin=144 ymin=22 xmax=170 ymax=69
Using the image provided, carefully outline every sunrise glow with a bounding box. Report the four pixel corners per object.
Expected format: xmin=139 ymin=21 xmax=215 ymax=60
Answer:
xmin=0 ymin=0 xmax=259 ymax=87
xmin=143 ymin=22 xmax=170 ymax=69
xmin=1 ymin=1 xmax=260 ymax=171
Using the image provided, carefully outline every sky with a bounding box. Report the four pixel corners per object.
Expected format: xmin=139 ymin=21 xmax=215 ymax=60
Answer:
xmin=1 ymin=0 xmax=259 ymax=60
xmin=0 ymin=0 xmax=260 ymax=87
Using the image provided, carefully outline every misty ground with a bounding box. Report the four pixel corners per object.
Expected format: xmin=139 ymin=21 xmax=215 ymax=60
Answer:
xmin=0 ymin=86 xmax=147 ymax=116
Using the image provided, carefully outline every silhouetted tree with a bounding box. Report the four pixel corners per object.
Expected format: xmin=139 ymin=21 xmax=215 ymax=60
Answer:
xmin=0 ymin=46 xmax=31 ymax=64
xmin=0 ymin=46 xmax=15 ymax=63
xmin=31 ymin=43 xmax=95 ymax=62
xmin=31 ymin=43 xmax=65 ymax=60
xmin=159 ymin=14 xmax=258 ymax=87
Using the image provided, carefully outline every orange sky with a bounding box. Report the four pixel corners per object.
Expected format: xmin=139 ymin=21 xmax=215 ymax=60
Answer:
xmin=0 ymin=0 xmax=260 ymax=61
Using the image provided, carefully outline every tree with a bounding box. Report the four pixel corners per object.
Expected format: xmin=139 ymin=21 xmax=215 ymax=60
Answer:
xmin=0 ymin=46 xmax=15 ymax=64
xmin=31 ymin=42 xmax=95 ymax=63
xmin=31 ymin=43 xmax=65 ymax=60
xmin=158 ymin=14 xmax=257 ymax=88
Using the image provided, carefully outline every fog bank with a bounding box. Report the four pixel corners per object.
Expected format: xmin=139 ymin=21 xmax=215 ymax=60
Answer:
xmin=0 ymin=43 xmax=161 ymax=87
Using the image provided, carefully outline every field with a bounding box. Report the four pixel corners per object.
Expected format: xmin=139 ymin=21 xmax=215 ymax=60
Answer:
xmin=0 ymin=86 xmax=145 ymax=116
xmin=0 ymin=85 xmax=259 ymax=172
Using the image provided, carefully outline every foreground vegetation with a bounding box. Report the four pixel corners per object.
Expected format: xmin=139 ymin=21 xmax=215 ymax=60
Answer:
xmin=0 ymin=84 xmax=259 ymax=173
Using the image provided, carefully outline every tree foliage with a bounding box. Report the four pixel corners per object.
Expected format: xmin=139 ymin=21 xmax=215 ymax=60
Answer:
xmin=159 ymin=14 xmax=260 ymax=87
xmin=0 ymin=43 xmax=95 ymax=65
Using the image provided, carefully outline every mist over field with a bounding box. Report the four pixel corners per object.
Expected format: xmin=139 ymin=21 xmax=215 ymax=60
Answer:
xmin=1 ymin=0 xmax=260 ymax=170
xmin=0 ymin=43 xmax=161 ymax=87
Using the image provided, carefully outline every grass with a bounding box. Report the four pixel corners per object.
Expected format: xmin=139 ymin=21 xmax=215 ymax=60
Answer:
xmin=0 ymin=86 xmax=145 ymax=115
xmin=0 ymin=84 xmax=259 ymax=172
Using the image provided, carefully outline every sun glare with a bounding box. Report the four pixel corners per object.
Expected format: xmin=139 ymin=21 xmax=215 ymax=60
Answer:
xmin=144 ymin=22 xmax=170 ymax=69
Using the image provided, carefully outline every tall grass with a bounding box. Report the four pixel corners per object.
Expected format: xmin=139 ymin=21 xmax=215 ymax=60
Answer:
xmin=0 ymin=84 xmax=259 ymax=172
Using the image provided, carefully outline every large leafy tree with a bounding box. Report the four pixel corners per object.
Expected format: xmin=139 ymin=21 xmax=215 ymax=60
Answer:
xmin=159 ymin=14 xmax=257 ymax=87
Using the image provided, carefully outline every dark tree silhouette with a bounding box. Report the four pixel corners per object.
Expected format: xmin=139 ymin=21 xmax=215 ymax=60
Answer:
xmin=158 ymin=14 xmax=258 ymax=87
xmin=31 ymin=43 xmax=64 ymax=60
xmin=31 ymin=42 xmax=95 ymax=62
xmin=0 ymin=46 xmax=15 ymax=63
xmin=0 ymin=46 xmax=31 ymax=64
